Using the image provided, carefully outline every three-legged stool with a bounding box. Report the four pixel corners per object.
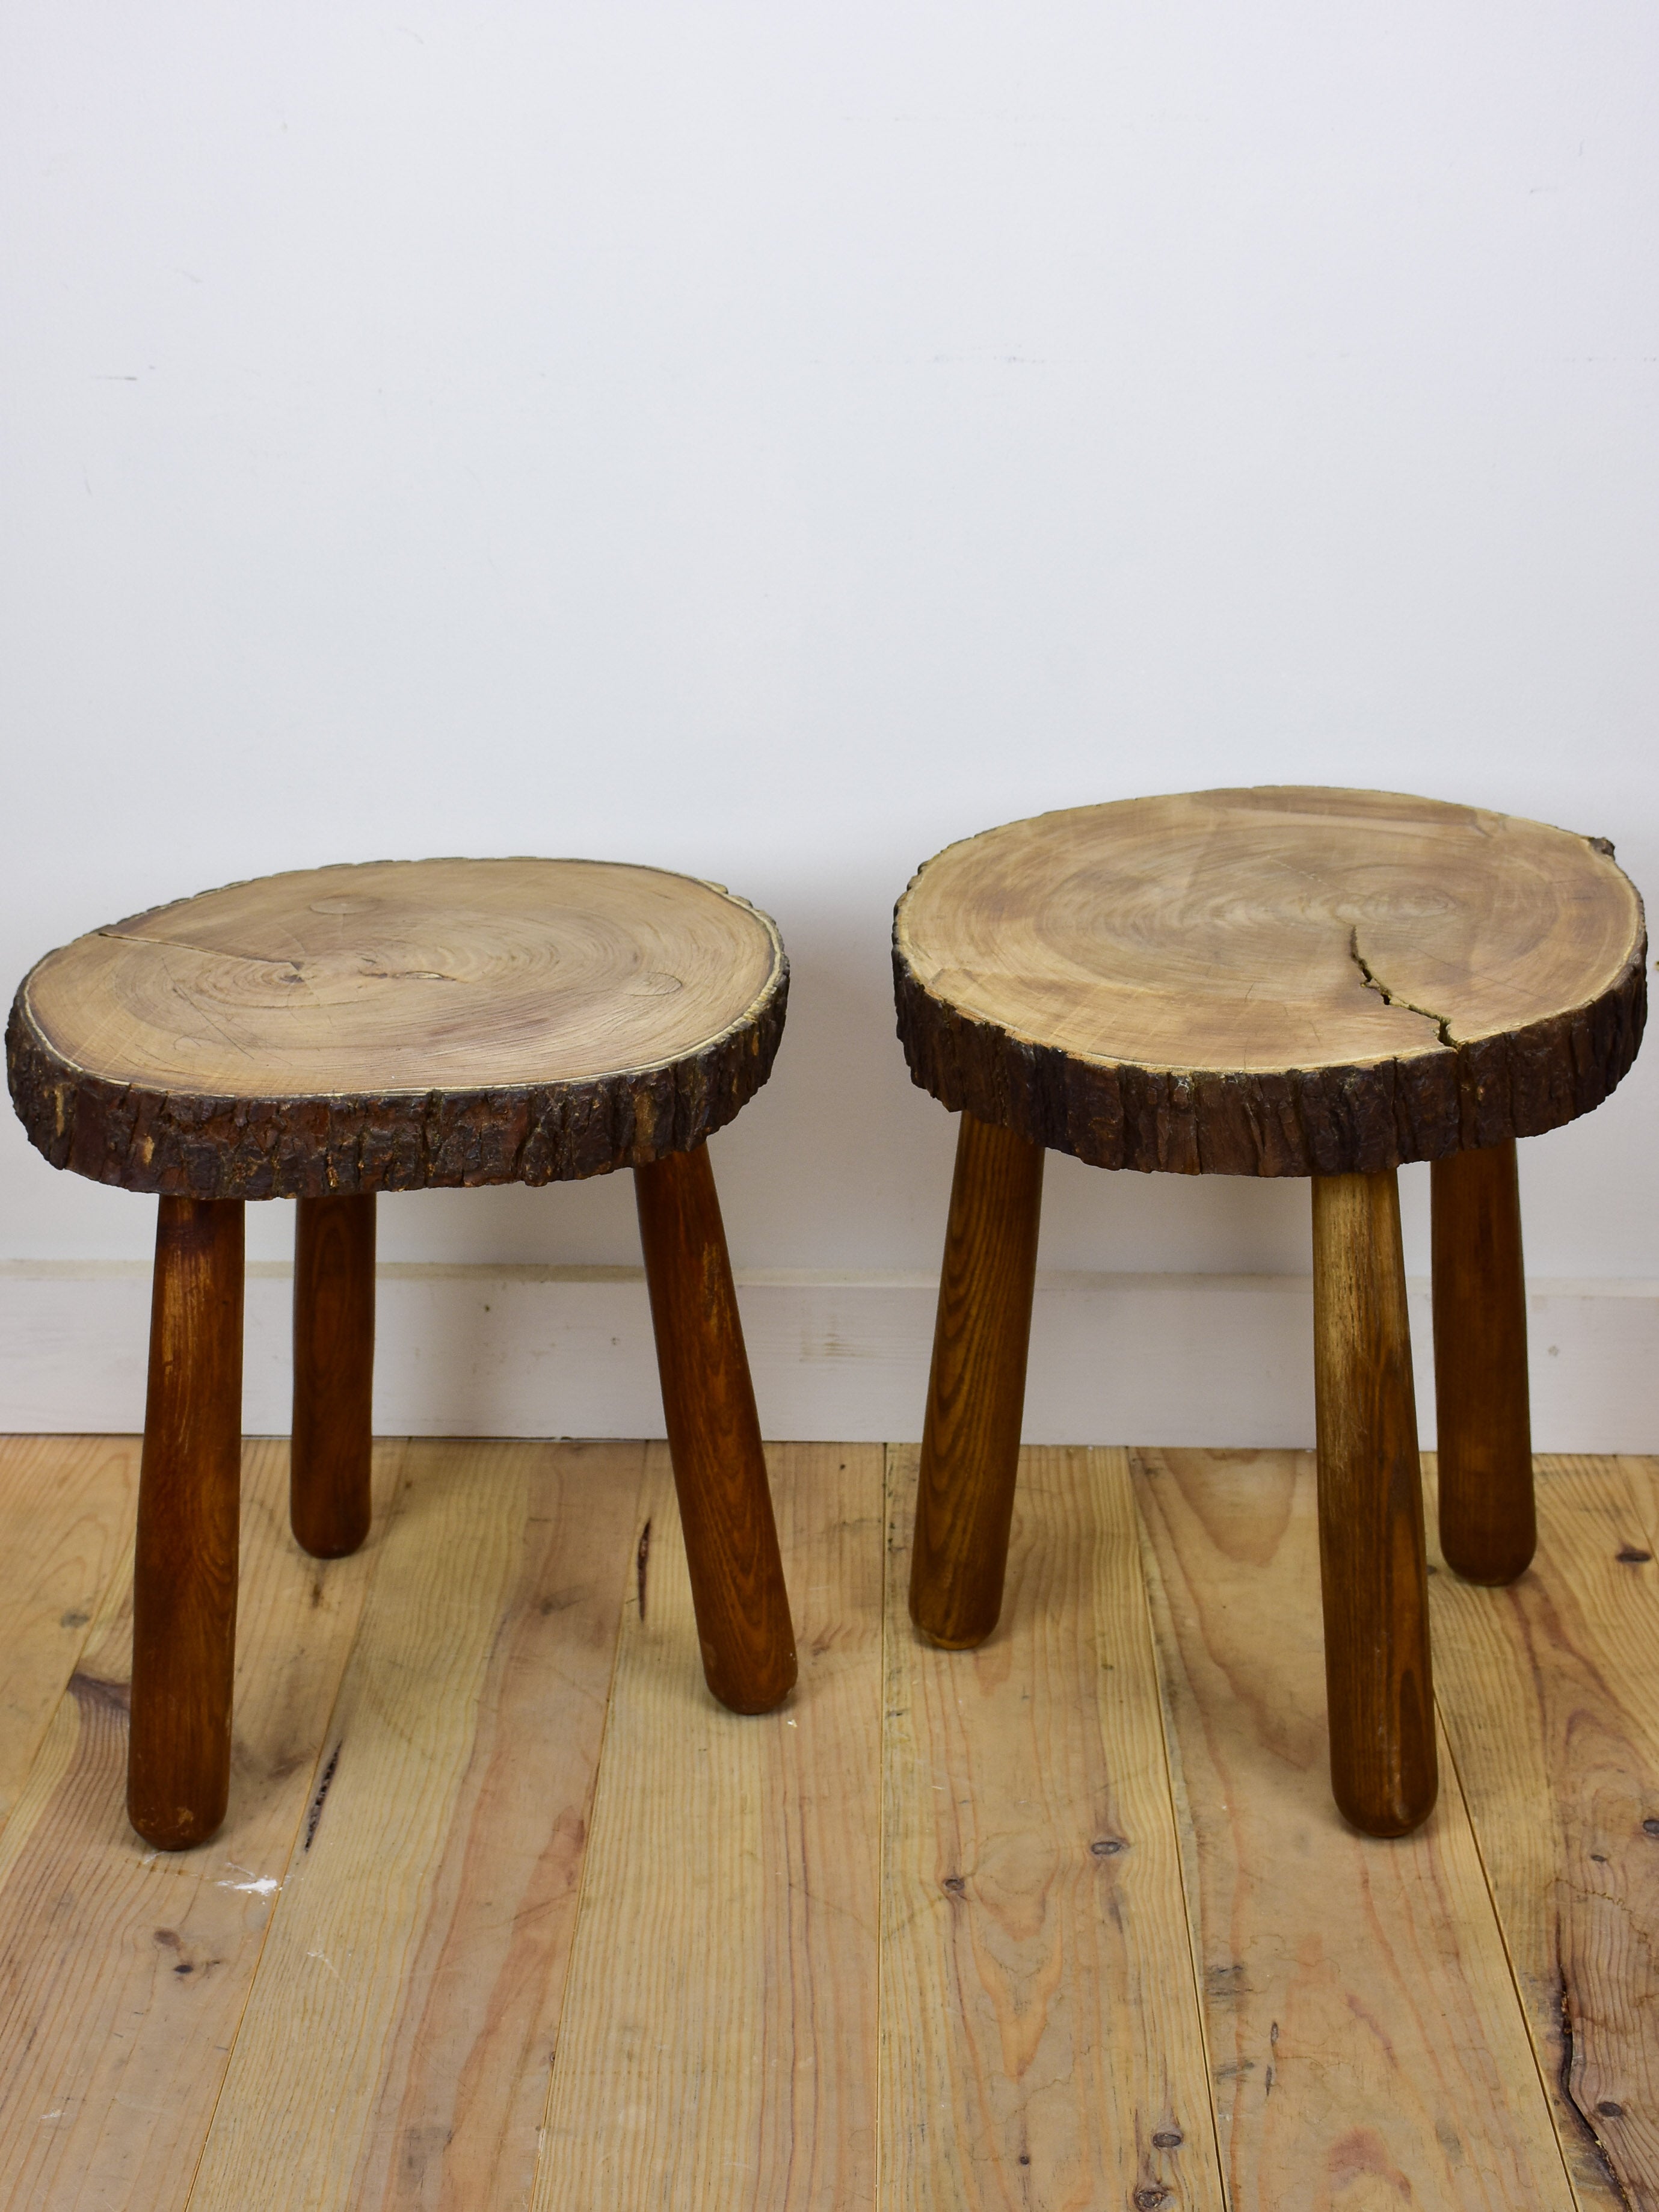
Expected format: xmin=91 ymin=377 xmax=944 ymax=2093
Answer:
xmin=893 ymin=787 xmax=1645 ymax=1836
xmin=8 ymin=856 xmax=798 ymax=1849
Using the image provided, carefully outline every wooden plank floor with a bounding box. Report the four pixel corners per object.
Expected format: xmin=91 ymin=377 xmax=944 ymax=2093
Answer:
xmin=0 ymin=1440 xmax=1654 ymax=2211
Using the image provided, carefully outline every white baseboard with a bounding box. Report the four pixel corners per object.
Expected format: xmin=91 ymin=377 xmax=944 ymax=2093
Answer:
xmin=1 ymin=1263 xmax=1654 ymax=1452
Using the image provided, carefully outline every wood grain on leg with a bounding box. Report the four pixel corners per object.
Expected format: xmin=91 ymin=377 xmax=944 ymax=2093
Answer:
xmin=128 ymin=1195 xmax=245 ymax=1851
xmin=1432 ymin=1139 xmax=1536 ymax=1585
xmin=910 ymin=1111 xmax=1044 ymax=1650
xmin=635 ymin=1142 xmax=796 ymax=1713
xmin=292 ymin=1193 xmax=376 ymax=1560
xmin=1311 ymin=1169 xmax=1437 ymax=1837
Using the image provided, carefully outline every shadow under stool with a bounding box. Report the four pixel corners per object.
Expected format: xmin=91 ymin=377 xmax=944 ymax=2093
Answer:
xmin=892 ymin=786 xmax=1646 ymax=1837
xmin=7 ymin=856 xmax=798 ymax=1849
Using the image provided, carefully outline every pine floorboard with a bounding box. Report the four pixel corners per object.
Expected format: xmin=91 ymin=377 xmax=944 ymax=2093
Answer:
xmin=537 ymin=1442 xmax=885 ymax=2212
xmin=1133 ymin=1447 xmax=1572 ymax=2212
xmin=0 ymin=1438 xmax=407 ymax=2212
xmin=0 ymin=1437 xmax=1653 ymax=2211
xmin=881 ymin=1445 xmax=1221 ymax=2212
xmin=187 ymin=1439 xmax=646 ymax=2212
xmin=0 ymin=1434 xmax=140 ymax=1831
xmin=1424 ymin=1452 xmax=1659 ymax=2211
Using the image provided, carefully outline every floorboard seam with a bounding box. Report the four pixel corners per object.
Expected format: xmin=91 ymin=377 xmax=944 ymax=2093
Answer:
xmin=1124 ymin=1445 xmax=1231 ymax=2212
xmin=875 ymin=1441 xmax=899 ymax=2212
xmin=524 ymin=1438 xmax=650 ymax=2205
xmin=0 ymin=1438 xmax=141 ymax=1850
xmin=1426 ymin=1458 xmax=1586 ymax=2212
xmin=180 ymin=1440 xmax=413 ymax=2212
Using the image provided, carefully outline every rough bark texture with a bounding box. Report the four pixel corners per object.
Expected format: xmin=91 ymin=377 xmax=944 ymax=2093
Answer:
xmin=894 ymin=795 xmax=1647 ymax=1178
xmin=8 ymin=979 xmax=786 ymax=1198
xmin=895 ymin=947 xmax=1644 ymax=1175
xmin=8 ymin=858 xmax=789 ymax=1199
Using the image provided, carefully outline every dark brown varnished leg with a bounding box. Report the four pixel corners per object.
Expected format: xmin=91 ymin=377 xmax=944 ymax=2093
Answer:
xmin=910 ymin=1112 xmax=1045 ymax=1650
xmin=292 ymin=1193 xmax=376 ymax=1559
xmin=129 ymin=1197 xmax=245 ymax=1850
xmin=1311 ymin=1169 xmax=1437 ymax=1838
xmin=1431 ymin=1139 xmax=1536 ymax=1585
xmin=635 ymin=1142 xmax=796 ymax=1714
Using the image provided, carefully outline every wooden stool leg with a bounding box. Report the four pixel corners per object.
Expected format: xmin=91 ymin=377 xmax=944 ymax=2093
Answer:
xmin=634 ymin=1143 xmax=796 ymax=1714
xmin=910 ymin=1112 xmax=1045 ymax=1650
xmin=128 ymin=1197 xmax=245 ymax=1850
xmin=1431 ymin=1140 xmax=1536 ymax=1585
xmin=1311 ymin=1169 xmax=1438 ymax=1838
xmin=292 ymin=1193 xmax=376 ymax=1559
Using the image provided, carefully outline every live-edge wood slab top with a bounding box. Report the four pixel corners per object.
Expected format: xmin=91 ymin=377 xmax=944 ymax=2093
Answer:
xmin=8 ymin=858 xmax=787 ymax=1198
xmin=894 ymin=787 xmax=1646 ymax=1178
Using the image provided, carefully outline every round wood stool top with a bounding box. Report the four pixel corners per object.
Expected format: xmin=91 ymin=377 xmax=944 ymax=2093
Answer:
xmin=894 ymin=786 xmax=1646 ymax=1177
xmin=8 ymin=857 xmax=787 ymax=1197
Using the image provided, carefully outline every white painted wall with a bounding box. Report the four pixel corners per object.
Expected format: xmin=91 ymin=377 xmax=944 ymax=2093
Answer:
xmin=3 ymin=5 xmax=1656 ymax=1436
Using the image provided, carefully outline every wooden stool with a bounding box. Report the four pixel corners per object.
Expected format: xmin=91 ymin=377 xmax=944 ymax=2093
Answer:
xmin=8 ymin=857 xmax=798 ymax=1849
xmin=893 ymin=787 xmax=1646 ymax=1838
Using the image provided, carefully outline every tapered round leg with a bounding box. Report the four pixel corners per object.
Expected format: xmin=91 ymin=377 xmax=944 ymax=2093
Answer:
xmin=129 ymin=1197 xmax=245 ymax=1850
xmin=1311 ymin=1170 xmax=1437 ymax=1838
xmin=635 ymin=1143 xmax=796 ymax=1714
xmin=292 ymin=1193 xmax=376 ymax=1559
xmin=1431 ymin=1139 xmax=1535 ymax=1585
xmin=911 ymin=1112 xmax=1045 ymax=1650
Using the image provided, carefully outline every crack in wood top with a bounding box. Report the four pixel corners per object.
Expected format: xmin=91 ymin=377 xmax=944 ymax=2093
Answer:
xmin=894 ymin=787 xmax=1645 ymax=1177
